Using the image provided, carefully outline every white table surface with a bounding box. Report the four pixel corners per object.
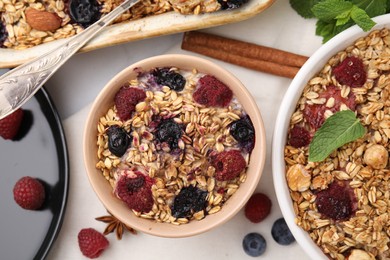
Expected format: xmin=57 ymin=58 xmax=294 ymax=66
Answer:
xmin=7 ymin=0 xmax=325 ymax=258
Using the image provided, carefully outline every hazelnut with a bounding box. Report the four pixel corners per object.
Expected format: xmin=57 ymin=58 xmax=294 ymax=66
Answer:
xmin=363 ymin=144 xmax=388 ymax=169
xmin=286 ymin=164 xmax=311 ymax=192
xmin=347 ymin=249 xmax=374 ymax=260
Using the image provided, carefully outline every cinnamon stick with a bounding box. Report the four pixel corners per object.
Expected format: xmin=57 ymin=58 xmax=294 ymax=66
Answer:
xmin=181 ymin=31 xmax=309 ymax=78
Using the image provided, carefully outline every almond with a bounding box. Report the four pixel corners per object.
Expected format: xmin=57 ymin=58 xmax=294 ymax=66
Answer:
xmin=25 ymin=8 xmax=62 ymax=32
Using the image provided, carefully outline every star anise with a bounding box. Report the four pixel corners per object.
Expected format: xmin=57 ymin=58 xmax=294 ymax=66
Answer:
xmin=95 ymin=211 xmax=137 ymax=240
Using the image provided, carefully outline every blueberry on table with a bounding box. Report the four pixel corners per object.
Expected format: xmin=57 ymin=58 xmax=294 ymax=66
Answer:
xmin=242 ymin=232 xmax=266 ymax=257
xmin=68 ymin=0 xmax=102 ymax=28
xmin=271 ymin=218 xmax=295 ymax=245
xmin=152 ymin=67 xmax=186 ymax=91
xmin=107 ymin=125 xmax=132 ymax=157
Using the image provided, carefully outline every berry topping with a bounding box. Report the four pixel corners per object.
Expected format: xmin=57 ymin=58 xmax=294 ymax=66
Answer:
xmin=333 ymin=56 xmax=367 ymax=88
xmin=13 ymin=176 xmax=45 ymax=210
xmin=114 ymin=86 xmax=146 ymax=121
xmin=315 ymin=181 xmax=357 ymax=221
xmin=288 ymin=125 xmax=311 ymax=148
xmin=0 ymin=21 xmax=8 ymax=47
xmin=171 ymin=185 xmax=207 ymax=218
xmin=68 ymin=0 xmax=101 ymax=28
xmin=271 ymin=218 xmax=296 ymax=245
xmin=244 ymin=193 xmax=272 ymax=223
xmin=155 ymin=118 xmax=183 ymax=150
xmin=218 ymin=0 xmax=249 ymax=9
xmin=0 ymin=108 xmax=24 ymax=140
xmin=242 ymin=233 xmax=267 ymax=257
xmin=152 ymin=67 xmax=186 ymax=91
xmin=115 ymin=171 xmax=154 ymax=213
xmin=229 ymin=115 xmax=255 ymax=152
xmin=78 ymin=228 xmax=109 ymax=259
xmin=107 ymin=125 xmax=131 ymax=157
xmin=303 ymin=85 xmax=356 ymax=129
xmin=193 ymin=75 xmax=233 ymax=107
xmin=210 ymin=150 xmax=247 ymax=181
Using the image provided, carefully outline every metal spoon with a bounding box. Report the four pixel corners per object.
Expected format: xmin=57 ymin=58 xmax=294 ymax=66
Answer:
xmin=0 ymin=0 xmax=140 ymax=120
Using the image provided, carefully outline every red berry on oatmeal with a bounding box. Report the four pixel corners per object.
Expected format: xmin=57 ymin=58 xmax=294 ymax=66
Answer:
xmin=332 ymin=56 xmax=367 ymax=88
xmin=193 ymin=75 xmax=233 ymax=107
xmin=288 ymin=125 xmax=311 ymax=148
xmin=211 ymin=150 xmax=247 ymax=181
xmin=114 ymin=86 xmax=146 ymax=121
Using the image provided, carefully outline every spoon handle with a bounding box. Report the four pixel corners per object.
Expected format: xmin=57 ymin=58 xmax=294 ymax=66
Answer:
xmin=0 ymin=0 xmax=139 ymax=119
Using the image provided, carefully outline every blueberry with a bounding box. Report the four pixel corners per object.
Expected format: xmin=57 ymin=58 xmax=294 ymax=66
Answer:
xmin=229 ymin=115 xmax=255 ymax=152
xmin=155 ymin=119 xmax=182 ymax=150
xmin=271 ymin=218 xmax=295 ymax=245
xmin=152 ymin=67 xmax=186 ymax=91
xmin=0 ymin=21 xmax=8 ymax=47
xmin=218 ymin=0 xmax=249 ymax=10
xmin=107 ymin=125 xmax=132 ymax=157
xmin=171 ymin=185 xmax=207 ymax=218
xmin=242 ymin=233 xmax=266 ymax=257
xmin=68 ymin=0 xmax=101 ymax=28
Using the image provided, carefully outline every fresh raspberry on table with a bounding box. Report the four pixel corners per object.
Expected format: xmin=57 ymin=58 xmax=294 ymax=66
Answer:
xmin=288 ymin=125 xmax=311 ymax=148
xmin=210 ymin=150 xmax=247 ymax=181
xmin=332 ymin=56 xmax=367 ymax=88
xmin=0 ymin=108 xmax=24 ymax=140
xmin=114 ymin=86 xmax=146 ymax=121
xmin=193 ymin=75 xmax=233 ymax=107
xmin=115 ymin=171 xmax=154 ymax=213
xmin=13 ymin=176 xmax=45 ymax=210
xmin=78 ymin=228 xmax=109 ymax=259
xmin=244 ymin=193 xmax=272 ymax=223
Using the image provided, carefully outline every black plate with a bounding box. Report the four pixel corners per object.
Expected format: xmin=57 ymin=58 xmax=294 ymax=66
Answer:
xmin=0 ymin=88 xmax=69 ymax=260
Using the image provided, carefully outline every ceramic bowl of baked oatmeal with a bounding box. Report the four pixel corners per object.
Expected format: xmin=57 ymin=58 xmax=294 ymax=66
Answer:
xmin=273 ymin=15 xmax=390 ymax=260
xmin=83 ymin=54 xmax=266 ymax=238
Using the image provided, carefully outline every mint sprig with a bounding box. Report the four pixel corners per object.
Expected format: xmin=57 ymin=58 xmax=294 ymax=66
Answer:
xmin=308 ymin=110 xmax=365 ymax=162
xmin=290 ymin=0 xmax=388 ymax=43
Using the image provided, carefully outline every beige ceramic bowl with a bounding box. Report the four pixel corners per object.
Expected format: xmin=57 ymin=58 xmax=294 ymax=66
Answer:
xmin=83 ymin=54 xmax=266 ymax=238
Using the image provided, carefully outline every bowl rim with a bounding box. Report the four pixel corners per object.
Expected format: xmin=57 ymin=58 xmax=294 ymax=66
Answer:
xmin=83 ymin=54 xmax=266 ymax=238
xmin=272 ymin=14 xmax=390 ymax=259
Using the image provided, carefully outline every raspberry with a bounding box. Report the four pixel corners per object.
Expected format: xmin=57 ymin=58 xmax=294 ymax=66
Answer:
xmin=193 ymin=75 xmax=233 ymax=107
xmin=315 ymin=181 xmax=357 ymax=221
xmin=333 ymin=56 xmax=367 ymax=88
xmin=78 ymin=228 xmax=109 ymax=259
xmin=244 ymin=193 xmax=272 ymax=223
xmin=115 ymin=171 xmax=154 ymax=213
xmin=303 ymin=85 xmax=356 ymax=129
xmin=288 ymin=125 xmax=311 ymax=148
xmin=210 ymin=150 xmax=246 ymax=181
xmin=114 ymin=86 xmax=146 ymax=121
xmin=13 ymin=176 xmax=45 ymax=210
xmin=0 ymin=108 xmax=24 ymax=140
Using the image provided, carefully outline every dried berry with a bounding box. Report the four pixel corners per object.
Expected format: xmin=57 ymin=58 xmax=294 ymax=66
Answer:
xmin=218 ymin=0 xmax=249 ymax=9
xmin=315 ymin=181 xmax=357 ymax=221
xmin=68 ymin=0 xmax=101 ymax=28
xmin=152 ymin=67 xmax=186 ymax=91
xmin=242 ymin=232 xmax=266 ymax=257
xmin=193 ymin=75 xmax=233 ymax=107
xmin=210 ymin=150 xmax=246 ymax=181
xmin=13 ymin=176 xmax=45 ymax=210
xmin=333 ymin=56 xmax=367 ymax=88
xmin=271 ymin=218 xmax=295 ymax=245
xmin=78 ymin=228 xmax=109 ymax=258
xmin=107 ymin=125 xmax=131 ymax=157
xmin=0 ymin=21 xmax=8 ymax=47
xmin=114 ymin=86 xmax=146 ymax=121
xmin=244 ymin=193 xmax=272 ymax=223
xmin=229 ymin=115 xmax=255 ymax=152
xmin=171 ymin=185 xmax=207 ymax=218
xmin=288 ymin=125 xmax=311 ymax=148
xmin=155 ymin=118 xmax=182 ymax=150
xmin=115 ymin=171 xmax=154 ymax=213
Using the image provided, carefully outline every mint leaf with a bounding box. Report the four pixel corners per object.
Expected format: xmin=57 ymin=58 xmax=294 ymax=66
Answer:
xmin=351 ymin=0 xmax=387 ymax=16
xmin=350 ymin=5 xmax=376 ymax=31
xmin=289 ymin=0 xmax=321 ymax=18
xmin=312 ymin=0 xmax=354 ymax=21
xmin=308 ymin=110 xmax=366 ymax=162
xmin=335 ymin=9 xmax=352 ymax=26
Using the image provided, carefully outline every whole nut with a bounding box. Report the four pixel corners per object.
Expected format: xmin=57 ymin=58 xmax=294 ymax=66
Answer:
xmin=286 ymin=164 xmax=311 ymax=192
xmin=363 ymin=144 xmax=388 ymax=169
xmin=25 ymin=8 xmax=62 ymax=32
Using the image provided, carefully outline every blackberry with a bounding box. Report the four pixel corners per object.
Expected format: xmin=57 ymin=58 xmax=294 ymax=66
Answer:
xmin=0 ymin=21 xmax=8 ymax=47
xmin=152 ymin=67 xmax=186 ymax=92
xmin=171 ymin=185 xmax=207 ymax=218
xmin=68 ymin=0 xmax=101 ymax=28
xmin=229 ymin=115 xmax=255 ymax=152
xmin=271 ymin=218 xmax=296 ymax=246
xmin=218 ymin=0 xmax=249 ymax=10
xmin=242 ymin=233 xmax=267 ymax=257
xmin=155 ymin=118 xmax=182 ymax=150
xmin=107 ymin=125 xmax=131 ymax=157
